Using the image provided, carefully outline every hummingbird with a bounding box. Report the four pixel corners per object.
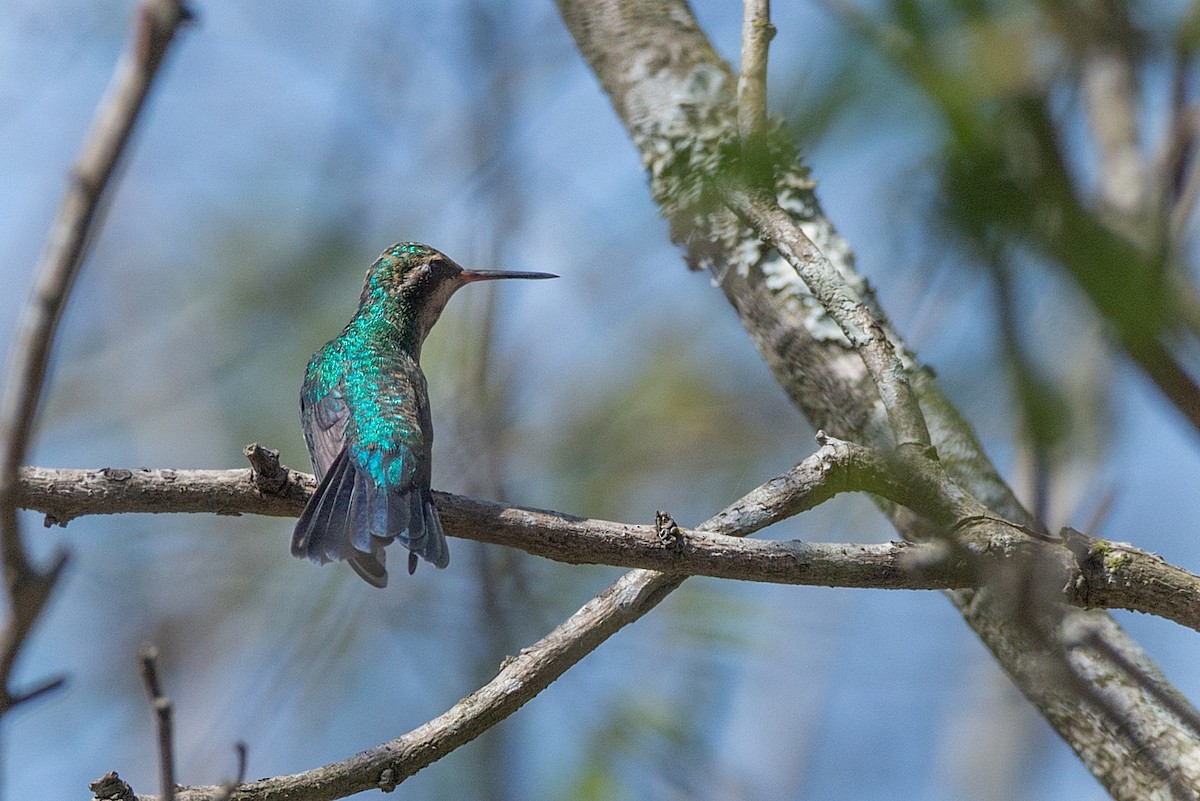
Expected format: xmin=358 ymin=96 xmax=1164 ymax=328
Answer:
xmin=292 ymin=242 xmax=557 ymax=587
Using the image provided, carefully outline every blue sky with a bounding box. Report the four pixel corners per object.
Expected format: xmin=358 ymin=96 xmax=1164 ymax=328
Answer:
xmin=3 ymin=1 xmax=1199 ymax=799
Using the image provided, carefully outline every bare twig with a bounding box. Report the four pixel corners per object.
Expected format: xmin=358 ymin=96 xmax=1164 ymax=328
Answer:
xmin=0 ymin=0 xmax=189 ymax=716
xmin=737 ymin=0 xmax=774 ymax=143
xmin=211 ymin=743 xmax=248 ymax=801
xmin=139 ymin=644 xmax=177 ymax=801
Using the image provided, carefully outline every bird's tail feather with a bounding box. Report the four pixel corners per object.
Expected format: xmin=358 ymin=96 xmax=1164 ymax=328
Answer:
xmin=292 ymin=449 xmax=450 ymax=588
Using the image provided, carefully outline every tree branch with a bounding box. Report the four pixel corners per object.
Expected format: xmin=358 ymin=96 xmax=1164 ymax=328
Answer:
xmin=133 ymin=439 xmax=858 ymax=801
xmin=0 ymin=0 xmax=189 ymax=715
xmin=553 ymin=1 xmax=1200 ymax=796
xmin=21 ymin=464 xmax=312 ymax=525
xmin=21 ymin=438 xmax=966 ymax=592
xmin=19 ymin=453 xmax=1200 ymax=636
xmin=720 ymin=184 xmax=932 ymax=448
xmin=166 ymin=568 xmax=686 ymax=801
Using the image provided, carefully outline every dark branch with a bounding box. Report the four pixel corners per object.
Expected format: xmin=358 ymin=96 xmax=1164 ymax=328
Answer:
xmin=139 ymin=645 xmax=176 ymax=801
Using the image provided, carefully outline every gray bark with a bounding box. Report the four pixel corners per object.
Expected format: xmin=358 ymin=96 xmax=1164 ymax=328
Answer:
xmin=553 ymin=0 xmax=1200 ymax=797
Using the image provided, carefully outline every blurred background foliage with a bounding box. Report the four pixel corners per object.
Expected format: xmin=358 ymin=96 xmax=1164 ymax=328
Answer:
xmin=3 ymin=0 xmax=1200 ymax=799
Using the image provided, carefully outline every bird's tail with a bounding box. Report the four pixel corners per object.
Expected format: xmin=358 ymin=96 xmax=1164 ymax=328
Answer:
xmin=291 ymin=449 xmax=450 ymax=587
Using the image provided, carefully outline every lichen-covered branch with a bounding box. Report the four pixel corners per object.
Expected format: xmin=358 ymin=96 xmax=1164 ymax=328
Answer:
xmin=553 ymin=0 xmax=1200 ymax=797
xmin=721 ymin=184 xmax=932 ymax=447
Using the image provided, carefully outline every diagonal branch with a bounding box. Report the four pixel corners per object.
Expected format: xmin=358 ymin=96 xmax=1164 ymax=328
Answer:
xmin=166 ymin=569 xmax=685 ymax=801
xmin=721 ymin=184 xmax=932 ymax=448
xmin=0 ymin=0 xmax=189 ymax=715
xmin=131 ymin=440 xmax=857 ymax=801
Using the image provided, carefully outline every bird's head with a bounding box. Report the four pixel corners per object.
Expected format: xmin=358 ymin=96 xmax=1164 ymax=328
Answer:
xmin=360 ymin=242 xmax=557 ymax=347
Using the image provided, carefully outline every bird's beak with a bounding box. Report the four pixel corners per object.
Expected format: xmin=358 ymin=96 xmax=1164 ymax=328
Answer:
xmin=460 ymin=269 xmax=559 ymax=283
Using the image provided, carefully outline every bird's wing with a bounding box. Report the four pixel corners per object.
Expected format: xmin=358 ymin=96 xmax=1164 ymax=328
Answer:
xmin=299 ymin=358 xmax=349 ymax=483
xmin=293 ymin=346 xmax=447 ymax=585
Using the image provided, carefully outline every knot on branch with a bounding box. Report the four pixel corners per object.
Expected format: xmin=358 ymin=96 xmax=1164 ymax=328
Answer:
xmin=655 ymin=510 xmax=684 ymax=550
xmin=1063 ymin=528 xmax=1122 ymax=607
xmin=89 ymin=771 xmax=136 ymax=801
xmin=244 ymin=443 xmax=288 ymax=495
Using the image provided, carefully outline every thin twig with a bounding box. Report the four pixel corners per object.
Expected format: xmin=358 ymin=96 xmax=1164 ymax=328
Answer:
xmin=0 ymin=0 xmax=189 ymax=715
xmin=139 ymin=644 xmax=177 ymax=801
xmin=211 ymin=743 xmax=248 ymax=801
xmin=737 ymin=0 xmax=774 ymax=143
